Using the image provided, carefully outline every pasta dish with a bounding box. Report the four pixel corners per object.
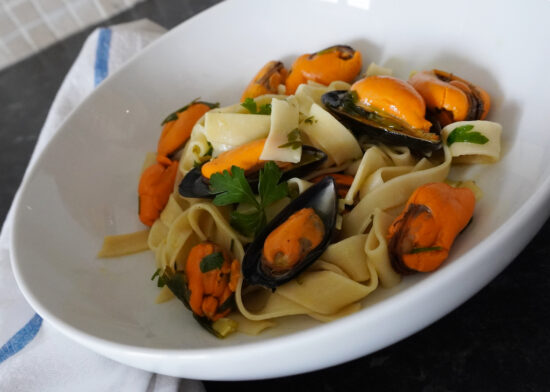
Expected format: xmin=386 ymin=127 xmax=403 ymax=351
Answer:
xmin=98 ymin=45 xmax=502 ymax=338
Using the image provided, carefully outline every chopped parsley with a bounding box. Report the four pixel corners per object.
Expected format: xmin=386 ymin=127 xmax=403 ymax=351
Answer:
xmin=151 ymin=268 xmax=166 ymax=287
xmin=209 ymin=161 xmax=288 ymax=237
xmin=447 ymin=124 xmax=489 ymax=146
xmin=192 ymin=141 xmax=213 ymax=168
xmin=200 ymin=252 xmax=225 ymax=273
xmin=241 ymin=97 xmax=271 ymax=115
xmin=278 ymin=128 xmax=302 ymax=150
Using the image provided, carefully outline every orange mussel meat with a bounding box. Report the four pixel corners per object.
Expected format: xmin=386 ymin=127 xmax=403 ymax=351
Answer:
xmin=139 ymin=100 xmax=216 ymax=227
xmin=157 ymin=101 xmax=216 ymax=163
xmin=200 ymin=138 xmax=269 ymax=179
xmin=285 ymin=45 xmax=362 ymax=95
xmin=262 ymin=207 xmax=325 ymax=274
xmin=408 ymin=69 xmax=491 ymax=126
xmin=241 ymin=61 xmax=288 ymax=102
xmin=185 ymin=242 xmax=240 ymax=321
xmin=138 ymin=160 xmax=179 ymax=227
xmin=387 ymin=182 xmax=475 ymax=274
xmin=321 ymin=75 xmax=441 ymax=154
xmin=351 ymin=75 xmax=432 ymax=133
xmin=241 ymin=177 xmax=337 ymax=289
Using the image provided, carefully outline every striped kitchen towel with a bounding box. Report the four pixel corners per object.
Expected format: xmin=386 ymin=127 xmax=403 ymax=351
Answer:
xmin=0 ymin=19 xmax=204 ymax=392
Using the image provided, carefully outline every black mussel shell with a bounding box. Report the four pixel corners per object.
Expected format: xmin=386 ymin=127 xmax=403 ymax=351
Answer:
xmin=178 ymin=145 xmax=328 ymax=199
xmin=178 ymin=165 xmax=212 ymax=198
xmin=322 ymin=90 xmax=442 ymax=155
xmin=242 ymin=177 xmax=338 ymax=289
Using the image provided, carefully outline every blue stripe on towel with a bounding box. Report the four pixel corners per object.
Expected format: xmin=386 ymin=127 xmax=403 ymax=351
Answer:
xmin=1 ymin=27 xmax=112 ymax=365
xmin=94 ymin=28 xmax=112 ymax=86
xmin=0 ymin=313 xmax=43 ymax=363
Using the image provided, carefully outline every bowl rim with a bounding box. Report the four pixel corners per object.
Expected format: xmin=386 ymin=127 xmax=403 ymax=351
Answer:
xmin=9 ymin=0 xmax=550 ymax=379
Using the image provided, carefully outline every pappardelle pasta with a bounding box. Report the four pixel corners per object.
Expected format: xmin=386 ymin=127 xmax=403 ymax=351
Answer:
xmin=99 ymin=45 xmax=502 ymax=338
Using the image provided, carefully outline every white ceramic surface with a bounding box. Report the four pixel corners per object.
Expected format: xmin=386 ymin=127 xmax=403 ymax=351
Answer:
xmin=10 ymin=0 xmax=550 ymax=380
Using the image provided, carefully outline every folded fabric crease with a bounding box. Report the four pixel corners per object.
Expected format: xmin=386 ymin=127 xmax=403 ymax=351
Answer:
xmin=0 ymin=19 xmax=203 ymax=392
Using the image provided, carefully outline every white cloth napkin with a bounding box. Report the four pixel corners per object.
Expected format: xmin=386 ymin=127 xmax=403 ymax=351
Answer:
xmin=0 ymin=19 xmax=205 ymax=392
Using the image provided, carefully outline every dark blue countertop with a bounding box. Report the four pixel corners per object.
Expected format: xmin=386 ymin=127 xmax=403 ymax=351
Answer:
xmin=1 ymin=1 xmax=548 ymax=390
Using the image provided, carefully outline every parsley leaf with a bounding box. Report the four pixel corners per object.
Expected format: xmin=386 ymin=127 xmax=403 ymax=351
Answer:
xmin=151 ymin=268 xmax=166 ymax=287
xmin=200 ymin=252 xmax=225 ymax=273
xmin=241 ymin=98 xmax=257 ymax=113
xmin=278 ymin=128 xmax=303 ymax=150
xmin=259 ymin=161 xmax=289 ymax=207
xmin=209 ymin=162 xmax=288 ymax=237
xmin=409 ymin=246 xmax=443 ymax=254
xmin=278 ymin=141 xmax=302 ymax=150
xmin=204 ymin=141 xmax=214 ymax=156
xmin=447 ymin=124 xmax=489 ymax=146
xmin=287 ymin=128 xmax=300 ymax=142
xmin=193 ymin=141 xmax=213 ymax=168
xmin=241 ymin=97 xmax=271 ymax=115
xmin=230 ymin=210 xmax=266 ymax=237
xmin=210 ymin=166 xmax=259 ymax=207
xmin=257 ymin=103 xmax=272 ymax=115
xmin=304 ymin=116 xmax=316 ymax=124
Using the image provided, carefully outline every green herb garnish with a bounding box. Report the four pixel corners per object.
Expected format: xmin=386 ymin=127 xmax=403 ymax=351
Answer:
xmin=204 ymin=141 xmax=213 ymax=156
xmin=447 ymin=124 xmax=489 ymax=146
xmin=304 ymin=116 xmax=316 ymax=124
xmin=209 ymin=161 xmax=288 ymax=237
xmin=230 ymin=210 xmax=266 ymax=238
xmin=192 ymin=141 xmax=214 ymax=168
xmin=241 ymin=97 xmax=271 ymax=115
xmin=258 ymin=104 xmax=272 ymax=115
xmin=278 ymin=128 xmax=302 ymax=150
xmin=409 ymin=246 xmax=443 ymax=254
xmin=200 ymin=252 xmax=225 ymax=273
xmin=209 ymin=166 xmax=259 ymax=206
xmin=150 ymin=268 xmax=166 ymax=287
xmin=258 ymin=160 xmax=290 ymax=207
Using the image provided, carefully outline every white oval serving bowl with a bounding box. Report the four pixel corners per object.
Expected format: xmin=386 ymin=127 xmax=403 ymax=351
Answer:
xmin=10 ymin=0 xmax=550 ymax=380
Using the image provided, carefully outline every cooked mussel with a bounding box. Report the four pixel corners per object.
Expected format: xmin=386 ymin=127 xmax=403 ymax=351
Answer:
xmin=285 ymin=45 xmax=362 ymax=95
xmin=241 ymin=61 xmax=288 ymax=102
xmin=160 ymin=242 xmax=240 ymax=338
xmin=408 ymin=69 xmax=491 ymax=127
xmin=242 ymin=176 xmax=337 ymax=289
xmin=387 ymin=182 xmax=475 ymax=275
xmin=179 ymin=139 xmax=327 ymax=198
xmin=311 ymin=173 xmax=354 ymax=198
xmin=322 ymin=75 xmax=442 ymax=154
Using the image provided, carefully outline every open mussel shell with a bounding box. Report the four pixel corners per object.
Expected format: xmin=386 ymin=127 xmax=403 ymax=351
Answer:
xmin=178 ymin=165 xmax=212 ymax=198
xmin=322 ymin=90 xmax=442 ymax=154
xmin=242 ymin=176 xmax=337 ymax=289
xmin=178 ymin=145 xmax=328 ymax=199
